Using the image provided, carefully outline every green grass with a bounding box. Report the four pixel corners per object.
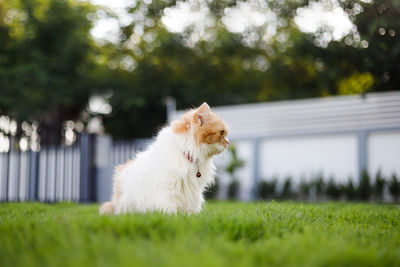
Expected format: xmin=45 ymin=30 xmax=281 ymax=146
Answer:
xmin=1 ymin=202 xmax=399 ymax=267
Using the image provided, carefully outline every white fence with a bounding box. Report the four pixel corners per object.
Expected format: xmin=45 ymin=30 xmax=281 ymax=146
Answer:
xmin=0 ymin=132 xmax=148 ymax=203
xmin=0 ymin=134 xmax=94 ymax=202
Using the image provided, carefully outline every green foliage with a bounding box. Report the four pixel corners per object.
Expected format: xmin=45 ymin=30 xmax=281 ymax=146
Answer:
xmin=254 ymin=170 xmax=399 ymax=203
xmin=224 ymin=145 xmax=244 ymax=199
xmin=350 ymin=0 xmax=400 ymax=92
xmin=1 ymin=202 xmax=400 ymax=267
xmin=345 ymin=178 xmax=357 ymax=200
xmin=227 ymin=179 xmax=239 ymax=200
xmin=374 ymin=169 xmax=386 ymax=201
xmin=338 ymin=72 xmax=374 ymax=95
xmin=312 ymin=175 xmax=326 ymax=198
xmin=388 ymin=173 xmax=400 ymax=201
xmin=258 ymin=179 xmax=277 ymax=200
xmin=280 ymin=177 xmax=293 ymax=199
xmin=1 ymin=0 xmax=400 ymax=141
xmin=358 ymin=169 xmax=372 ymax=201
xmin=0 ymin=0 xmax=101 ymax=143
xmin=225 ymin=145 xmax=245 ymax=175
xmin=326 ymin=178 xmax=342 ymax=200
xmin=101 ymin=0 xmax=400 ymax=138
xmin=298 ymin=179 xmax=310 ymax=200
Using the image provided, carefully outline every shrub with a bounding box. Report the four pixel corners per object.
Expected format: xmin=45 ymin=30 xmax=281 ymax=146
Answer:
xmin=299 ymin=179 xmax=311 ymax=199
xmin=388 ymin=173 xmax=400 ymax=202
xmin=227 ymin=179 xmax=239 ymax=200
xmin=225 ymin=145 xmax=245 ymax=175
xmin=345 ymin=178 xmax=357 ymax=200
xmin=373 ymin=169 xmax=386 ymax=202
xmin=326 ymin=178 xmax=341 ymax=200
xmin=225 ymin=145 xmax=244 ymax=200
xmin=312 ymin=175 xmax=325 ymax=199
xmin=280 ymin=177 xmax=293 ymax=199
xmin=358 ymin=169 xmax=371 ymax=201
xmin=258 ymin=179 xmax=277 ymax=200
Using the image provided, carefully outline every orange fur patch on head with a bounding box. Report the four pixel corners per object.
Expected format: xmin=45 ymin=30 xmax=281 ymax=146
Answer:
xmin=192 ymin=103 xmax=228 ymax=146
xmin=195 ymin=113 xmax=229 ymax=146
xmin=172 ymin=102 xmax=229 ymax=147
xmin=172 ymin=115 xmax=190 ymax=134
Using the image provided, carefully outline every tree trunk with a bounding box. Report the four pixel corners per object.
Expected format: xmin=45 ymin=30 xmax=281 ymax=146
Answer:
xmin=39 ymin=106 xmax=65 ymax=146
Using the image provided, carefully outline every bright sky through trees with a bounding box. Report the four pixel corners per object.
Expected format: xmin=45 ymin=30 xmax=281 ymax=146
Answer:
xmin=89 ymin=0 xmax=358 ymax=46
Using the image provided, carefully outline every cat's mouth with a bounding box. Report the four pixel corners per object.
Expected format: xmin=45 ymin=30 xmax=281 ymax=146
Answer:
xmin=209 ymin=144 xmax=228 ymax=155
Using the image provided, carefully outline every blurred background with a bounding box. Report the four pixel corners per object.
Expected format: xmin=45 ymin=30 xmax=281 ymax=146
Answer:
xmin=0 ymin=0 xmax=399 ymax=203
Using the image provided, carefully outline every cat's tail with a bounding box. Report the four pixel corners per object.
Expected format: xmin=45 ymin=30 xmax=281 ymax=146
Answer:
xmin=99 ymin=201 xmax=114 ymax=215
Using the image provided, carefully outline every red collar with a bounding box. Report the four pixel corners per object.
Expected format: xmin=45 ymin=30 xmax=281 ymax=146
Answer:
xmin=183 ymin=151 xmax=201 ymax=177
xmin=183 ymin=151 xmax=199 ymax=164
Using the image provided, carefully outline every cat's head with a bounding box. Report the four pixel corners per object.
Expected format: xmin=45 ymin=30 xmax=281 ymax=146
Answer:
xmin=172 ymin=102 xmax=229 ymax=156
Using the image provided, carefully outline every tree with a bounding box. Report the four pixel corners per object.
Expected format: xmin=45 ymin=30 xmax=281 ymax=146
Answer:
xmin=99 ymin=0 xmax=332 ymax=138
xmin=2 ymin=0 xmax=399 ymax=142
xmin=0 ymin=0 xmax=102 ymax=144
xmin=103 ymin=0 xmax=400 ymax=139
xmin=350 ymin=0 xmax=400 ymax=92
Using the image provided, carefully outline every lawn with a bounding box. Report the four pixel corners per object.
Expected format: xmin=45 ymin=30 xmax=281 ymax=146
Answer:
xmin=0 ymin=202 xmax=399 ymax=267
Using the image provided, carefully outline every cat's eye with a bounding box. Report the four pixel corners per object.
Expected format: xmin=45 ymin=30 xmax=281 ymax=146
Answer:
xmin=220 ymin=130 xmax=225 ymax=136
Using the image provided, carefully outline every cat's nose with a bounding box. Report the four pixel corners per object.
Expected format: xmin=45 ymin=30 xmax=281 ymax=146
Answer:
xmin=224 ymin=137 xmax=230 ymax=145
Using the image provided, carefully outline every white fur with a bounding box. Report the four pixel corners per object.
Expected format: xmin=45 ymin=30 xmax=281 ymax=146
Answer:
xmin=100 ymin=124 xmax=226 ymax=215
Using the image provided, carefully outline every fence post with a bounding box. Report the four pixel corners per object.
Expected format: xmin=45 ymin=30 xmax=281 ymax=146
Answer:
xmin=79 ymin=133 xmax=96 ymax=202
xmin=4 ymin=137 xmax=12 ymax=201
xmin=29 ymin=151 xmax=39 ymax=201
xmin=79 ymin=134 xmax=88 ymax=202
xmin=8 ymin=138 xmax=19 ymax=202
xmin=357 ymin=130 xmax=368 ymax=180
xmin=89 ymin=134 xmax=97 ymax=202
xmin=95 ymin=135 xmax=113 ymax=204
xmin=0 ymin=150 xmax=9 ymax=202
xmin=251 ymin=138 xmax=261 ymax=200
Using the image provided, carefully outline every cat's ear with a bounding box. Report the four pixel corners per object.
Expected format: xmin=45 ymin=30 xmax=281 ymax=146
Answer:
xmin=197 ymin=102 xmax=210 ymax=114
xmin=194 ymin=102 xmax=210 ymax=126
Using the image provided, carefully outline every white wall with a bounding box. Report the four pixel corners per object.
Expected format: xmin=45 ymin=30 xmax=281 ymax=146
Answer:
xmin=216 ymin=134 xmax=360 ymax=199
xmin=368 ymin=131 xmax=400 ymax=178
xmin=258 ymin=134 xmax=358 ymax=183
xmin=214 ymin=140 xmax=254 ymax=200
xmin=235 ymin=141 xmax=254 ymax=200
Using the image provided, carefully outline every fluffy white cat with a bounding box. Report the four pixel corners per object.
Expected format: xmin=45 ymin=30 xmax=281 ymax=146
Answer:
xmin=100 ymin=103 xmax=229 ymax=215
